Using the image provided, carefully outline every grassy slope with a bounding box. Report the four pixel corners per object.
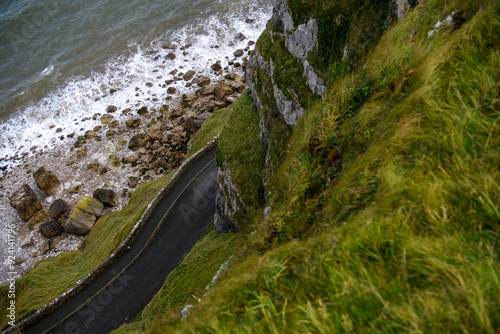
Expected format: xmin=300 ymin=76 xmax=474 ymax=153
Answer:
xmin=112 ymin=90 xmax=266 ymax=333
xmin=135 ymin=0 xmax=499 ymax=332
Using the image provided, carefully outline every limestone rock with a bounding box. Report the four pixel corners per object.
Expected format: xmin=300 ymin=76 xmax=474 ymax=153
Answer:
xmin=197 ymin=77 xmax=211 ymax=86
xmin=214 ymin=164 xmax=244 ymax=234
xmin=33 ymin=167 xmax=61 ymax=195
xmin=210 ymin=62 xmax=222 ymax=72
xmin=138 ymin=106 xmax=149 ymax=116
xmin=128 ymin=134 xmax=149 ymax=151
xmin=93 ymin=188 xmax=118 ymax=207
xmin=122 ymin=155 xmax=139 ymax=164
xmin=126 ymin=118 xmax=141 ymax=128
xmin=214 ymin=84 xmax=233 ymax=101
xmin=106 ymin=105 xmax=118 ymax=113
xmin=9 ymin=184 xmax=44 ymax=222
xmin=184 ymin=70 xmax=196 ymax=81
xmin=101 ymin=114 xmax=114 ymax=125
xmin=20 ymin=235 xmax=33 ymax=248
xmin=39 ymin=219 xmax=64 ymax=238
xmin=65 ymin=196 xmax=104 ymax=235
xmin=27 ymin=209 xmax=48 ymax=229
xmin=47 ymin=199 xmax=70 ymax=221
xmin=39 ymin=240 xmax=50 ymax=254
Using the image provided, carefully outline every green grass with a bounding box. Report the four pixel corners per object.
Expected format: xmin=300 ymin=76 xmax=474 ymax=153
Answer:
xmin=128 ymin=0 xmax=499 ymax=332
xmin=190 ymin=90 xmax=266 ymax=209
xmin=0 ymin=170 xmax=175 ymax=330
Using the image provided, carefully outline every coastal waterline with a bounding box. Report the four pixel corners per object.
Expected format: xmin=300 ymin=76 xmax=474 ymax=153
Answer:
xmin=0 ymin=0 xmax=272 ymax=172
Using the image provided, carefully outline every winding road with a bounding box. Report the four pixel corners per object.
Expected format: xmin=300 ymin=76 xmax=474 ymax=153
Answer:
xmin=24 ymin=147 xmax=217 ymax=334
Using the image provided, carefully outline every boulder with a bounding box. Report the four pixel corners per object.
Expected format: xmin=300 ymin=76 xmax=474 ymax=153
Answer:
xmin=33 ymin=167 xmax=61 ymax=195
xmin=197 ymin=77 xmax=211 ymax=87
xmin=106 ymin=105 xmax=118 ymax=113
xmin=234 ymin=32 xmax=246 ymax=41
xmin=101 ymin=114 xmax=114 ymax=124
xmin=122 ymin=155 xmax=139 ymax=164
xmin=151 ymin=159 xmax=167 ymax=169
xmin=183 ymin=70 xmax=196 ymax=81
xmin=126 ymin=118 xmax=141 ymax=128
xmin=84 ymin=130 xmax=96 ymax=139
xmin=128 ymin=177 xmax=139 ymax=188
xmin=20 ymin=235 xmax=33 ymax=248
xmin=138 ymin=106 xmax=149 ymax=117
xmin=128 ymin=134 xmax=149 ymax=151
xmin=74 ymin=136 xmax=86 ymax=147
xmin=225 ymin=73 xmax=238 ymax=81
xmin=166 ymin=52 xmax=176 ymax=60
xmin=9 ymin=184 xmax=45 ymax=222
xmin=170 ymin=106 xmax=184 ymax=118
xmin=167 ymin=87 xmax=177 ymax=94
xmin=64 ymin=196 xmax=104 ymax=235
xmin=147 ymin=123 xmax=165 ymax=140
xmin=93 ymin=189 xmax=118 ymax=207
xmin=27 ymin=209 xmax=48 ymax=229
xmin=210 ymin=62 xmax=222 ymax=72
xmin=39 ymin=219 xmax=64 ymax=238
xmin=233 ymin=49 xmax=244 ymax=57
xmin=47 ymin=199 xmax=70 ymax=221
xmin=39 ymin=240 xmax=50 ymax=254
xmin=214 ymin=84 xmax=233 ymax=101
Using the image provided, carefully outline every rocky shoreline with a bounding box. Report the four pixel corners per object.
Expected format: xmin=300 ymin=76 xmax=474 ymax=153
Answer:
xmin=0 ymin=41 xmax=253 ymax=285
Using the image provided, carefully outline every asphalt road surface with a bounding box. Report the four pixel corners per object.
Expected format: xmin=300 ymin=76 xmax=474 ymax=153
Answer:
xmin=24 ymin=147 xmax=217 ymax=334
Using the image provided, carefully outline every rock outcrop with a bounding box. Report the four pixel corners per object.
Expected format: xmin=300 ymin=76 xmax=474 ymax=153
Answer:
xmin=214 ymin=162 xmax=245 ymax=234
xmin=64 ymin=196 xmax=103 ymax=235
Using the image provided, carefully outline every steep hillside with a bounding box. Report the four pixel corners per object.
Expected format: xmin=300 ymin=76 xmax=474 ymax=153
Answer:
xmin=113 ymin=0 xmax=500 ymax=332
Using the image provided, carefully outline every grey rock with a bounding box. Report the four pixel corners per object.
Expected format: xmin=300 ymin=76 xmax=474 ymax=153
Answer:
xmin=39 ymin=219 xmax=64 ymax=238
xmin=128 ymin=134 xmax=149 ymax=151
xmin=126 ymin=118 xmax=141 ymax=128
xmin=285 ymin=18 xmax=318 ymax=61
xmin=214 ymin=164 xmax=245 ymax=234
xmin=93 ymin=188 xmax=118 ymax=207
xmin=47 ymin=199 xmax=70 ymax=221
xmin=65 ymin=196 xmax=103 ymax=235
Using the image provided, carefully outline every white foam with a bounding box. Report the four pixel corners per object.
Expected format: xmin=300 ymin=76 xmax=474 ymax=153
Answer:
xmin=0 ymin=3 xmax=272 ymax=175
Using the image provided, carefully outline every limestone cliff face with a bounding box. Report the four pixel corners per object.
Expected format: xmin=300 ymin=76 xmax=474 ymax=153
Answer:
xmin=245 ymin=0 xmax=417 ymax=181
xmin=213 ymin=162 xmax=246 ymax=233
xmin=214 ymin=0 xmax=419 ymax=231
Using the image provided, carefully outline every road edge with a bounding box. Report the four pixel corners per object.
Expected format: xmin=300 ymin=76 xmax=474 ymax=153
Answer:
xmin=2 ymin=136 xmax=219 ymax=334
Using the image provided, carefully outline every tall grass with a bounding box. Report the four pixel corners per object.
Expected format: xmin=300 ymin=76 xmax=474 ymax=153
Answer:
xmin=138 ymin=0 xmax=499 ymax=332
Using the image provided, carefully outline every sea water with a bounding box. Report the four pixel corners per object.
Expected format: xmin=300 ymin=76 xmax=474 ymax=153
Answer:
xmin=0 ymin=0 xmax=271 ymax=173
